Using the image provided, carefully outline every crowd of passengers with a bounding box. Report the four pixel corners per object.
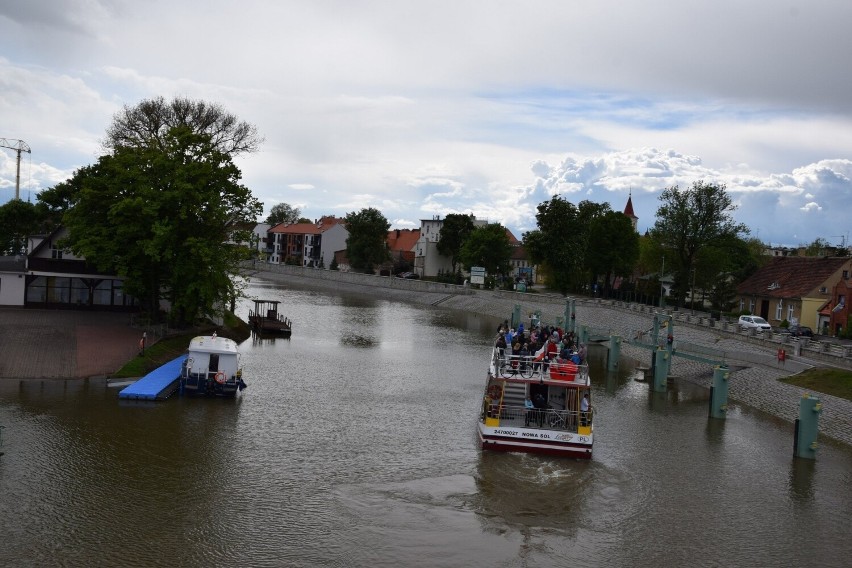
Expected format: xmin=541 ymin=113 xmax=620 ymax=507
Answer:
xmin=495 ymin=320 xmax=587 ymax=369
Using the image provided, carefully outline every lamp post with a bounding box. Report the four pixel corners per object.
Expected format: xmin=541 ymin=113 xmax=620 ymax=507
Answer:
xmin=691 ymin=267 xmax=697 ymax=315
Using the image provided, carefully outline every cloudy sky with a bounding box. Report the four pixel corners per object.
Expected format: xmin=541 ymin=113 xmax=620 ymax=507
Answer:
xmin=2 ymin=0 xmax=852 ymax=247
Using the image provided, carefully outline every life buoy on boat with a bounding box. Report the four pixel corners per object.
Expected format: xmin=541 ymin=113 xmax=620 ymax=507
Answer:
xmin=214 ymin=371 xmax=227 ymax=384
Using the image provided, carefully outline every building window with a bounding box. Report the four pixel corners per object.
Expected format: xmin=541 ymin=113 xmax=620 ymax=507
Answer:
xmin=51 ymin=246 xmax=63 ymax=259
xmin=775 ymin=300 xmax=783 ymax=321
xmin=787 ymin=304 xmax=794 ymax=322
xmin=739 ymin=299 xmax=744 ymax=312
xmin=749 ymin=300 xmax=755 ymax=313
xmin=844 ymin=270 xmax=849 ymax=280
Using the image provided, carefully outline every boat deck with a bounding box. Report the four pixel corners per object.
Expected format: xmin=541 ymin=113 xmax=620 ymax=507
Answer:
xmin=117 ymin=355 xmax=187 ymax=401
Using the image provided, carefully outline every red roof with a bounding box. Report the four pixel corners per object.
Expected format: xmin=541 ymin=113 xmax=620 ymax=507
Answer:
xmin=387 ymin=229 xmax=420 ymax=252
xmin=736 ymin=256 xmax=851 ymax=299
xmin=623 ymin=195 xmax=637 ymax=219
xmin=270 ymin=222 xmax=321 ymax=235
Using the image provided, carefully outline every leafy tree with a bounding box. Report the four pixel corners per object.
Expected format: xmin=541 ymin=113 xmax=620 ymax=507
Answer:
xmin=650 ymin=181 xmax=748 ymax=307
xmin=458 ymin=223 xmax=513 ymax=281
xmin=0 ymin=199 xmax=39 ymax=255
xmin=345 ymin=207 xmax=390 ymax=273
xmin=802 ymin=237 xmax=834 ymax=257
xmin=523 ymin=196 xmax=581 ymax=294
xmin=265 ymin=203 xmax=301 ymax=226
xmin=437 ymin=213 xmax=475 ymax=273
xmin=587 ymin=210 xmax=640 ymax=295
xmin=104 ymin=96 xmax=262 ymax=157
xmin=60 ymin=127 xmax=262 ymax=325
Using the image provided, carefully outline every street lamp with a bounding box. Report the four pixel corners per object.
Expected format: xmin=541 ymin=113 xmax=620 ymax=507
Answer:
xmin=691 ymin=267 xmax=697 ymax=315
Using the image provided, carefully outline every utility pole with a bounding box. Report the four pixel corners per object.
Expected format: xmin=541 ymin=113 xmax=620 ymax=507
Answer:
xmin=0 ymin=138 xmax=32 ymax=200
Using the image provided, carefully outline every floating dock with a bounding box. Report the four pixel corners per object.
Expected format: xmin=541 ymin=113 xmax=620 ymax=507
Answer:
xmin=117 ymin=355 xmax=187 ymax=401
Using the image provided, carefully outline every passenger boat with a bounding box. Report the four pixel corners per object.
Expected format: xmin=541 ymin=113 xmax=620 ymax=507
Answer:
xmin=248 ymin=299 xmax=292 ymax=335
xmin=179 ymin=334 xmax=247 ymax=397
xmin=477 ymin=346 xmax=593 ymax=458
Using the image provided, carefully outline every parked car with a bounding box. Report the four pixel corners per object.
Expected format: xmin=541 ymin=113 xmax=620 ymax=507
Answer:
xmin=395 ymin=272 xmax=420 ymax=279
xmin=738 ymin=315 xmax=771 ymax=331
xmin=788 ymin=324 xmax=814 ymax=338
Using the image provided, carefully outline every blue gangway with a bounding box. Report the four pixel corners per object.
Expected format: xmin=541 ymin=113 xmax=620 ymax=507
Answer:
xmin=118 ymin=355 xmax=187 ymax=401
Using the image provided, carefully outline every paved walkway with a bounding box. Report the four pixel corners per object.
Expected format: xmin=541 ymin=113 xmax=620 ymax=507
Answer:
xmin=0 ymin=308 xmax=141 ymax=380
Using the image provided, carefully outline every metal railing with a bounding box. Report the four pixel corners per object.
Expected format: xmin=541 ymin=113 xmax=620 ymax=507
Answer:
xmin=487 ymin=404 xmax=591 ymax=432
xmin=491 ymin=348 xmax=590 ymax=382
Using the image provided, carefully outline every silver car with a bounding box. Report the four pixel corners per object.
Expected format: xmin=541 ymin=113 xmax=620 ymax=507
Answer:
xmin=738 ymin=315 xmax=771 ymax=331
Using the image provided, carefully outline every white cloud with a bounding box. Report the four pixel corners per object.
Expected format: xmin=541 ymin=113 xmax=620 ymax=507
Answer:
xmin=1 ymin=1 xmax=851 ymax=248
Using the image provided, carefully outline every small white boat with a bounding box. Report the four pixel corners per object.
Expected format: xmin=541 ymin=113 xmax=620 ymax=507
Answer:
xmin=179 ymin=335 xmax=246 ymax=397
xmin=477 ymin=346 xmax=593 ymax=458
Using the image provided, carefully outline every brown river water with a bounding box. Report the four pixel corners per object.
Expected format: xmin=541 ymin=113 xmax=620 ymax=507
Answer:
xmin=1 ymin=277 xmax=851 ymax=567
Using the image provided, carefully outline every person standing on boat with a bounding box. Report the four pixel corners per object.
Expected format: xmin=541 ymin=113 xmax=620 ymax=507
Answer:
xmin=581 ymin=393 xmax=591 ymax=426
xmin=524 ymin=396 xmax=536 ymax=426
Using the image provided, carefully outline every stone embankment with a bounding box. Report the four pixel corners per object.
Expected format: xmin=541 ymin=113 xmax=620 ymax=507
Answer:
xmin=249 ymin=263 xmax=852 ymax=448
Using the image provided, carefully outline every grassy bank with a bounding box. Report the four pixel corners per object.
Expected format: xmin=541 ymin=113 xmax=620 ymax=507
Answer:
xmin=781 ymin=368 xmax=852 ymax=401
xmin=112 ymin=312 xmax=251 ymax=378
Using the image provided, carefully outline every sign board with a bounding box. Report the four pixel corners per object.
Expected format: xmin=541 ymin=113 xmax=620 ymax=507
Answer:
xmin=470 ymin=266 xmax=486 ymax=285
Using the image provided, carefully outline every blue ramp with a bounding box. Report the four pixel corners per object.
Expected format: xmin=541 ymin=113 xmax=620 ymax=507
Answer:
xmin=118 ymin=355 xmax=187 ymax=401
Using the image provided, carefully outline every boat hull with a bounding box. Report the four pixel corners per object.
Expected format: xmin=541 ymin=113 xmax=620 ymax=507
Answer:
xmin=478 ymin=423 xmax=593 ymax=459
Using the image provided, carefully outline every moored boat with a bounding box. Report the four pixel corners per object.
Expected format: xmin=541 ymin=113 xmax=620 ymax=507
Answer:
xmin=477 ymin=346 xmax=594 ymax=458
xmin=179 ymin=335 xmax=246 ymax=397
xmin=248 ymin=299 xmax=292 ymax=335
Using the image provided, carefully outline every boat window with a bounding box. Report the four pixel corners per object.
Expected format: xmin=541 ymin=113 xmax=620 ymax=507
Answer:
xmin=208 ymin=354 xmax=219 ymax=372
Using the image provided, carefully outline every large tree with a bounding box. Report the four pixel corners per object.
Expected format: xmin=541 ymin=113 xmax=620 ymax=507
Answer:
xmin=61 ymin=127 xmax=262 ymax=325
xmin=266 ymin=203 xmax=301 ymax=226
xmin=436 ymin=213 xmax=475 ymax=274
xmin=0 ymin=199 xmax=39 ymax=255
xmin=587 ymin=210 xmax=640 ymax=295
xmin=458 ymin=223 xmax=513 ymax=282
xmin=104 ymin=96 xmax=263 ymax=157
xmin=523 ymin=196 xmax=580 ymax=294
xmin=650 ymin=181 xmax=748 ymax=307
xmin=345 ymin=207 xmax=390 ymax=273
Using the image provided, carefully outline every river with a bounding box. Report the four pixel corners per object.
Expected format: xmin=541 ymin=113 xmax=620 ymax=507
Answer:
xmin=1 ymin=277 xmax=851 ymax=567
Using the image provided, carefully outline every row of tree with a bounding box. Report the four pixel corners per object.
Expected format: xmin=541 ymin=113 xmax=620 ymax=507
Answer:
xmin=0 ymin=95 xmax=827 ymax=327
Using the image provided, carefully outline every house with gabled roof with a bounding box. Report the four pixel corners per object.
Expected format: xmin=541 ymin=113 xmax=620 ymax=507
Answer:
xmin=387 ymin=228 xmax=420 ymax=271
xmin=735 ymin=256 xmax=852 ymax=329
xmin=0 ymin=226 xmax=139 ymax=309
xmin=267 ymin=216 xmax=348 ymax=268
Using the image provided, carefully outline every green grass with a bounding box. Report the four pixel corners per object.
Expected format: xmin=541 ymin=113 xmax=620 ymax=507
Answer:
xmin=111 ymin=313 xmax=251 ymax=378
xmin=780 ymin=368 xmax=852 ymax=401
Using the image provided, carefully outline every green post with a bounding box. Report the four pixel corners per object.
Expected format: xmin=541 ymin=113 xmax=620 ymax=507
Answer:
xmin=563 ymin=299 xmax=571 ymax=332
xmin=511 ymin=304 xmax=522 ymax=329
xmin=709 ymin=365 xmax=730 ymax=419
xmin=794 ymin=394 xmax=822 ymax=460
xmin=653 ymin=348 xmax=669 ymax=392
xmin=579 ymin=325 xmax=589 ymax=346
xmin=608 ymin=335 xmax=621 ymax=371
xmin=665 ymin=316 xmax=674 ymax=357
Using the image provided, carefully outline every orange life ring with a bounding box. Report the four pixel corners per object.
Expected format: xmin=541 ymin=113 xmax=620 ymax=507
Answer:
xmin=214 ymin=371 xmax=227 ymax=384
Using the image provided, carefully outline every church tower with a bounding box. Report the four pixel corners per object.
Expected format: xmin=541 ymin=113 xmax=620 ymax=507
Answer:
xmin=623 ymin=190 xmax=638 ymax=231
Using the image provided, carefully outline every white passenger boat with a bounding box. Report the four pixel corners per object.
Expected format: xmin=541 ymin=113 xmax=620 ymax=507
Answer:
xmin=179 ymin=335 xmax=246 ymax=397
xmin=477 ymin=346 xmax=593 ymax=458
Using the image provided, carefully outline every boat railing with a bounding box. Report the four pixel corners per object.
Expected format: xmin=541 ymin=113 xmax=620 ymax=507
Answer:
xmin=492 ymin=347 xmax=589 ymax=383
xmin=488 ymin=404 xmax=591 ymax=432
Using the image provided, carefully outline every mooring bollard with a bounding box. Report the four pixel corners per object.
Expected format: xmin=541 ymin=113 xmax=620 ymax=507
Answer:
xmin=653 ymin=348 xmax=669 ymax=392
xmin=608 ymin=335 xmax=621 ymax=371
xmin=709 ymin=365 xmax=730 ymax=419
xmin=794 ymin=393 xmax=822 ymax=460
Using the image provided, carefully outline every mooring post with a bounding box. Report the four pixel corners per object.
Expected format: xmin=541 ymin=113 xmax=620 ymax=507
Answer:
xmin=512 ymin=304 xmax=522 ymax=329
xmin=569 ymin=298 xmax=577 ymax=334
xmin=794 ymin=393 xmax=822 ymax=460
xmin=563 ymin=299 xmax=571 ymax=333
xmin=579 ymin=324 xmax=589 ymax=346
xmin=652 ymin=347 xmax=669 ymax=392
xmin=709 ymin=365 xmax=730 ymax=419
xmin=608 ymin=335 xmax=621 ymax=371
